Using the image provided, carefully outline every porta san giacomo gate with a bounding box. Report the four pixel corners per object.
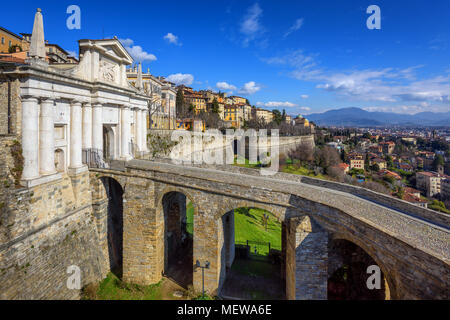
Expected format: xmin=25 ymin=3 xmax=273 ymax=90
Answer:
xmin=0 ymin=9 xmax=449 ymax=300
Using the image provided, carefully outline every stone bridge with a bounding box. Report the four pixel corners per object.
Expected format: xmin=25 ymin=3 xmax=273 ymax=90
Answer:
xmin=90 ymin=159 xmax=450 ymax=300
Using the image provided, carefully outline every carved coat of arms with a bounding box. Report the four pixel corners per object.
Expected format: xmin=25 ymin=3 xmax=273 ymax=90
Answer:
xmin=100 ymin=59 xmax=116 ymax=82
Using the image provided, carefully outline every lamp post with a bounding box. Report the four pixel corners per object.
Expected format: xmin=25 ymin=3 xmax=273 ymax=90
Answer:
xmin=196 ymin=260 xmax=210 ymax=298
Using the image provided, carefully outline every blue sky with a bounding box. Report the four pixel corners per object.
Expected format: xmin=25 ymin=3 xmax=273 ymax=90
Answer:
xmin=2 ymin=0 xmax=450 ymax=116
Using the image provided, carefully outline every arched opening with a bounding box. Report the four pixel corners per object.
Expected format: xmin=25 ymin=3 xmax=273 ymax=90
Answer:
xmin=219 ymin=207 xmax=284 ymax=300
xmin=328 ymin=239 xmax=390 ymax=300
xmin=162 ymin=192 xmax=193 ymax=288
xmin=103 ymin=126 xmax=114 ymax=161
xmin=100 ymin=177 xmax=123 ymax=277
xmin=233 ymin=137 xmax=254 ymax=164
xmin=54 ymin=149 xmax=65 ymax=172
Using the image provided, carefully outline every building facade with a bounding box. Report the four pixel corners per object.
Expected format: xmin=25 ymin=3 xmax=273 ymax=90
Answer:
xmin=0 ymin=26 xmax=24 ymax=53
xmin=127 ymin=67 xmax=176 ymax=130
xmin=252 ymin=108 xmax=274 ymax=123
xmin=416 ymin=171 xmax=447 ymax=198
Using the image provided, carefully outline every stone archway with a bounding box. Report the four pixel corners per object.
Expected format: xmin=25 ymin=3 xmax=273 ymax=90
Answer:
xmin=161 ymin=190 xmax=195 ymax=289
xmin=99 ymin=176 xmax=124 ymax=277
xmin=328 ymin=235 xmax=394 ymax=300
xmin=216 ymin=205 xmax=285 ymax=299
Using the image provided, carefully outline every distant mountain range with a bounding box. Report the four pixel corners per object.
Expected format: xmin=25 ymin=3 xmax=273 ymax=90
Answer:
xmin=306 ymin=107 xmax=450 ymax=127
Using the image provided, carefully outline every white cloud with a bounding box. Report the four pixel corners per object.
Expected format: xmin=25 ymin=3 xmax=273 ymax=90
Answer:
xmin=240 ymin=3 xmax=264 ymax=46
xmin=164 ymin=33 xmax=182 ymax=46
xmin=67 ymin=50 xmax=77 ymax=58
xmin=216 ymin=81 xmax=237 ymax=92
xmin=263 ymin=49 xmax=450 ymax=112
xmin=301 ymin=94 xmax=309 ymax=99
xmin=257 ymin=101 xmax=299 ymax=108
xmin=119 ymin=38 xmax=134 ymax=47
xmin=238 ymin=81 xmax=261 ymax=95
xmin=284 ymin=18 xmax=304 ymax=38
xmin=119 ymin=38 xmax=157 ymax=62
xmin=166 ymin=73 xmax=194 ymax=86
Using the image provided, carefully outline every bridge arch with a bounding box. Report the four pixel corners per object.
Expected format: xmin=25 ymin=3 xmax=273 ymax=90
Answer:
xmin=93 ymin=176 xmax=124 ymax=277
xmin=213 ymin=205 xmax=285 ymax=299
xmin=156 ymin=186 xmax=199 ymax=289
xmin=329 ymin=233 xmax=396 ymax=300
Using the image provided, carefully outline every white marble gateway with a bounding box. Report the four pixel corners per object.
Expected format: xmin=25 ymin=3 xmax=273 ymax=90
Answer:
xmin=19 ymin=9 xmax=150 ymax=187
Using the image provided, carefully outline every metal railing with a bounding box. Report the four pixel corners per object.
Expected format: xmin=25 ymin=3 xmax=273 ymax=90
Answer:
xmin=82 ymin=148 xmax=109 ymax=169
xmin=235 ymin=240 xmax=281 ymax=257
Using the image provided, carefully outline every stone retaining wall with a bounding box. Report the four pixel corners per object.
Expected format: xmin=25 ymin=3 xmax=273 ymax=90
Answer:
xmin=0 ymin=165 xmax=105 ymax=299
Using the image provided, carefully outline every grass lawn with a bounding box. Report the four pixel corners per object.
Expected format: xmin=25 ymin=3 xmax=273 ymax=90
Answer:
xmin=186 ymin=201 xmax=194 ymax=235
xmin=83 ymin=272 xmax=163 ymax=300
xmin=234 ymin=207 xmax=281 ymax=255
xmin=186 ymin=204 xmax=281 ymax=256
xmin=233 ymin=155 xmax=262 ymax=168
xmin=281 ymin=164 xmax=327 ymax=180
xmin=233 ymin=155 xmax=328 ymax=180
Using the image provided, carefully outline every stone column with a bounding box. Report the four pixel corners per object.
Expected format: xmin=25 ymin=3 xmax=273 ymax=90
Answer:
xmin=141 ymin=109 xmax=148 ymax=151
xmin=92 ymin=103 xmax=103 ymax=152
xmin=82 ymin=103 xmax=92 ymax=150
xmin=39 ymin=98 xmax=56 ymax=175
xmin=120 ymin=106 xmax=131 ymax=160
xmin=135 ymin=108 xmax=142 ymax=152
xmin=21 ymin=96 xmax=40 ymax=181
xmin=70 ymin=100 xmax=83 ymax=168
xmin=286 ymin=215 xmax=328 ymax=300
xmin=193 ymin=210 xmax=223 ymax=295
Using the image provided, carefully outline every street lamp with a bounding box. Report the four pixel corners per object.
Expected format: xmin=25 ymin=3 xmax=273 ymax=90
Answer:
xmin=196 ymin=260 xmax=210 ymax=298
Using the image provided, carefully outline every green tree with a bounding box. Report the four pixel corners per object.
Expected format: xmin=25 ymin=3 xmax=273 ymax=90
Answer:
xmin=385 ymin=155 xmax=394 ymax=168
xmin=211 ymin=98 xmax=220 ymax=114
xmin=272 ymin=109 xmax=282 ymax=125
xmin=281 ymin=109 xmax=286 ymax=122
xmin=176 ymin=90 xmax=185 ymax=118
xmin=364 ymin=153 xmax=370 ymax=171
xmin=8 ymin=45 xmax=22 ymax=53
xmin=433 ymin=154 xmax=444 ymax=171
xmin=340 ymin=149 xmax=346 ymax=162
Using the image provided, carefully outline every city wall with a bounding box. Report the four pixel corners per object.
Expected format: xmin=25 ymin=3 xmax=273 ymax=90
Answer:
xmin=0 ymin=134 xmax=105 ymax=299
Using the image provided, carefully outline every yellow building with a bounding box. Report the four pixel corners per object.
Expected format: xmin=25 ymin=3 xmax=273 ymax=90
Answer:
xmin=230 ymin=96 xmax=247 ymax=105
xmin=0 ymin=27 xmax=23 ymax=53
xmin=185 ymin=92 xmax=207 ymax=114
xmin=200 ymin=90 xmax=226 ymax=119
xmin=252 ymin=108 xmax=274 ymax=123
xmin=295 ymin=116 xmax=310 ymax=127
xmin=224 ymin=105 xmax=243 ymax=128
xmin=349 ymin=154 xmax=365 ymax=170
xmin=176 ymin=118 xmax=205 ymax=132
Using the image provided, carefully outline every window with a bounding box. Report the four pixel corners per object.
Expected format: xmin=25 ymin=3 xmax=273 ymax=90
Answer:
xmin=1 ymin=37 xmax=4 ymax=44
xmin=8 ymin=40 xmax=12 ymax=47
